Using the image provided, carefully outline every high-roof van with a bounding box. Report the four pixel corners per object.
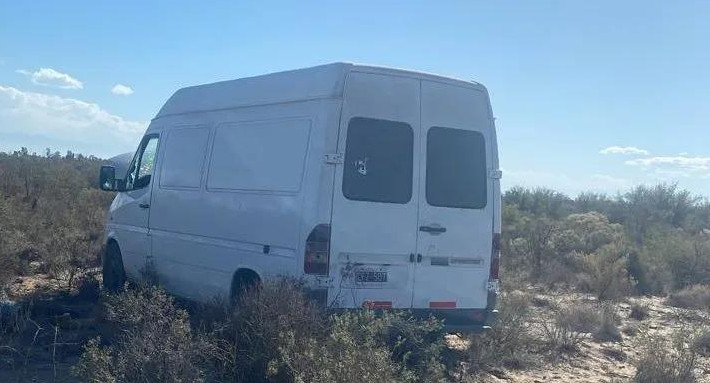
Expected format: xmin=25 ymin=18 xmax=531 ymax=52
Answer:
xmin=99 ymin=63 xmax=501 ymax=331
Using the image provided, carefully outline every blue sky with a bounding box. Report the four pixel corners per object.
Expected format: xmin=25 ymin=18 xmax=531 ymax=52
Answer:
xmin=1 ymin=1 xmax=708 ymax=196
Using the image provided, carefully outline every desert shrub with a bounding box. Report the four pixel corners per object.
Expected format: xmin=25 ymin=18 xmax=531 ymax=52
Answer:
xmin=634 ymin=330 xmax=697 ymax=383
xmin=637 ymin=228 xmax=710 ymax=293
xmin=559 ymin=302 xmax=601 ymax=333
xmin=578 ymin=243 xmax=633 ymax=300
xmin=602 ymin=347 xmax=626 ymax=362
xmin=503 ymin=186 xmax=575 ymax=219
xmin=467 ymin=292 xmax=537 ymax=371
xmin=73 ymin=285 xmax=212 ymax=383
xmin=629 ymin=301 xmax=650 ymax=320
xmin=622 ymin=323 xmax=639 ymax=336
xmin=208 ymin=279 xmax=444 ymax=383
xmin=667 ymin=285 xmax=710 ymax=309
xmin=74 ymin=279 xmax=448 ymax=383
xmin=291 ymin=310 xmax=444 ymax=383
xmin=379 ymin=311 xmax=446 ymax=381
xmin=553 ymin=212 xmax=624 ymax=255
xmin=540 ymin=302 xmax=588 ymax=353
xmin=208 ymin=278 xmax=326 ymax=381
xmin=287 ymin=312 xmax=412 ymax=383
xmin=0 ymin=150 xmax=112 ymax=292
xmin=593 ymin=303 xmax=621 ymax=342
xmin=691 ymin=328 xmax=710 ymax=357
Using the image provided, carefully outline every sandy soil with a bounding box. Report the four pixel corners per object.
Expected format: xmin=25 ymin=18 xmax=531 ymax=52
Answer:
xmin=474 ymin=293 xmax=710 ymax=383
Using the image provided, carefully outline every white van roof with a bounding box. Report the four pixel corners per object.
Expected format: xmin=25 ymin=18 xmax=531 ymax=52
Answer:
xmin=155 ymin=62 xmax=483 ymax=119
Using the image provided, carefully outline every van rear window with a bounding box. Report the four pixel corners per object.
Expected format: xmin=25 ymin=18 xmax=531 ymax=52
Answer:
xmin=426 ymin=127 xmax=487 ymax=209
xmin=343 ymin=117 xmax=413 ymax=204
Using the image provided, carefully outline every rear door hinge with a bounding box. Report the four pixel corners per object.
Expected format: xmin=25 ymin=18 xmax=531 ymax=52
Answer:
xmin=324 ymin=153 xmax=344 ymax=165
xmin=488 ymin=169 xmax=503 ymax=179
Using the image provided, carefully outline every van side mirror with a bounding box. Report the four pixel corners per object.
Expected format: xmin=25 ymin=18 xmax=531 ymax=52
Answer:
xmin=99 ymin=165 xmax=125 ymax=191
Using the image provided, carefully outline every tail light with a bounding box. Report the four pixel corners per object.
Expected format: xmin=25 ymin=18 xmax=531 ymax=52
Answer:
xmin=304 ymin=224 xmax=330 ymax=275
xmin=490 ymin=233 xmax=501 ymax=280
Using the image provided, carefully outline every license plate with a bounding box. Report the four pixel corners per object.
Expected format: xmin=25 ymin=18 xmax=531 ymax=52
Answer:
xmin=355 ymin=270 xmax=388 ymax=283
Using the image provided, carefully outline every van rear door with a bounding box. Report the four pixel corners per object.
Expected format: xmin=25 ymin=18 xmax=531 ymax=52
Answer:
xmin=412 ymin=81 xmax=494 ymax=310
xmin=327 ymin=71 xmax=420 ymax=309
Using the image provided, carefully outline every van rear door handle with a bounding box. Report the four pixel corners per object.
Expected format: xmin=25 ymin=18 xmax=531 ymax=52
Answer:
xmin=139 ymin=203 xmax=151 ymax=209
xmin=419 ymin=225 xmax=446 ymax=234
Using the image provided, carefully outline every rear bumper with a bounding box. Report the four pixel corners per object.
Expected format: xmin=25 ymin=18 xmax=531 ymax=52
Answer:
xmin=309 ymin=286 xmax=500 ymax=333
xmin=325 ymin=307 xmax=498 ymax=333
xmin=410 ymin=307 xmax=498 ymax=333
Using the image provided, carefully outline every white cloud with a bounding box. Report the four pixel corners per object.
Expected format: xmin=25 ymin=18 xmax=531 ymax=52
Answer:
xmin=625 ymin=156 xmax=710 ymax=172
xmin=0 ymin=85 xmax=146 ymax=157
xmin=16 ymin=68 xmax=83 ymax=89
xmin=111 ymin=84 xmax=134 ymax=96
xmin=599 ymin=146 xmax=649 ymax=156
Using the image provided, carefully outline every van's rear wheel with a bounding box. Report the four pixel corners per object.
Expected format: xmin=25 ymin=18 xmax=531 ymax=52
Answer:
xmin=230 ymin=269 xmax=261 ymax=304
xmin=103 ymin=241 xmax=126 ymax=292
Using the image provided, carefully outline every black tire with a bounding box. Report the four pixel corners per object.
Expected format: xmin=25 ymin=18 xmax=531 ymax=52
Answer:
xmin=230 ymin=270 xmax=261 ymax=304
xmin=103 ymin=241 xmax=126 ymax=292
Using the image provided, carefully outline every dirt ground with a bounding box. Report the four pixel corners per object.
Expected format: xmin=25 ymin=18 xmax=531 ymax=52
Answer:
xmin=1 ymin=272 xmax=106 ymax=383
xmin=474 ymin=293 xmax=710 ymax=383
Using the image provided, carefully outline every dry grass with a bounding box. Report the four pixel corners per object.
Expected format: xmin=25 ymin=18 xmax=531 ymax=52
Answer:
xmin=467 ymin=292 xmax=538 ymax=372
xmin=634 ymin=330 xmax=698 ymax=383
xmin=667 ymin=285 xmax=710 ymax=309
xmin=629 ymin=301 xmax=650 ymax=320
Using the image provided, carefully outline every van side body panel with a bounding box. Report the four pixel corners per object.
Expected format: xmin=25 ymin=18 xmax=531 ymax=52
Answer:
xmin=147 ymin=100 xmax=340 ymax=300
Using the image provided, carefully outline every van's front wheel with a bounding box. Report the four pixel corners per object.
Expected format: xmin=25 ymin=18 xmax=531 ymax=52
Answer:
xmin=103 ymin=241 xmax=126 ymax=292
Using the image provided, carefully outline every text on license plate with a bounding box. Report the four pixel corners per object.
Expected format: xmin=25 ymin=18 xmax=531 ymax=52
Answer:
xmin=355 ymin=270 xmax=388 ymax=283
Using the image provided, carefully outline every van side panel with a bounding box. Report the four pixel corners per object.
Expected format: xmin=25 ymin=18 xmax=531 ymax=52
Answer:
xmin=148 ymin=100 xmax=338 ymax=300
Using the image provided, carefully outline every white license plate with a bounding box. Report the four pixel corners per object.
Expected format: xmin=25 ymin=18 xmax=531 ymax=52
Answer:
xmin=355 ymin=270 xmax=388 ymax=283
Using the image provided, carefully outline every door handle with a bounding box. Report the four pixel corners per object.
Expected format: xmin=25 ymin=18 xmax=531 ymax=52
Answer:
xmin=419 ymin=225 xmax=446 ymax=234
xmin=417 ymin=253 xmax=422 ymax=263
xmin=409 ymin=253 xmax=415 ymax=263
xmin=139 ymin=203 xmax=151 ymax=209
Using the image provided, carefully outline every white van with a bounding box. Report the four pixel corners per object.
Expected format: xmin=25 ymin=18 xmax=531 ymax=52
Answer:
xmin=99 ymin=63 xmax=501 ymax=331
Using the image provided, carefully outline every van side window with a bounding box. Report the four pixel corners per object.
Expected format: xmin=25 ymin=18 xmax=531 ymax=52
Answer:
xmin=342 ymin=117 xmax=413 ymax=204
xmin=160 ymin=127 xmax=210 ymax=189
xmin=207 ymin=119 xmax=311 ymax=193
xmin=126 ymin=135 xmax=159 ymax=190
xmin=426 ymin=127 xmax=486 ymax=209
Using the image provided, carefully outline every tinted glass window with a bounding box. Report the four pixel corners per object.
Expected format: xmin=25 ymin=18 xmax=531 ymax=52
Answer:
xmin=343 ymin=117 xmax=413 ymax=204
xmin=426 ymin=127 xmax=487 ymax=209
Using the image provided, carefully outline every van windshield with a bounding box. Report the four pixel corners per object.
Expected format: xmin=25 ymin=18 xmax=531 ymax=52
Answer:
xmin=426 ymin=127 xmax=487 ymax=209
